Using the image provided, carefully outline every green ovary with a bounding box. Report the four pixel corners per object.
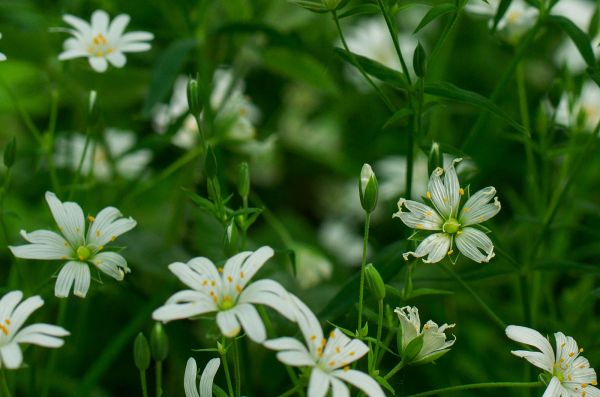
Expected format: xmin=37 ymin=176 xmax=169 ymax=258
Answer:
xmin=443 ymin=218 xmax=461 ymax=234
xmin=76 ymin=246 xmax=92 ymax=261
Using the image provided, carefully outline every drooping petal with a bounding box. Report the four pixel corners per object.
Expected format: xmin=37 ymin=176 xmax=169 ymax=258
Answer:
xmin=395 ymin=306 xmax=421 ymax=350
xmin=330 ymin=377 xmax=350 ymax=397
xmin=541 ymin=376 xmax=561 ymax=397
xmin=54 ymin=261 xmax=82 ymax=298
xmin=418 ymin=320 xmax=455 ymax=360
xmin=45 ymin=192 xmax=85 ymax=246
xmin=184 ymin=358 xmax=200 ymax=397
xmin=14 ymin=323 xmax=69 ymax=347
xmin=216 ymin=310 xmax=241 ymax=338
xmin=8 ymin=295 xmax=43 ymax=332
xmin=403 ymin=233 xmax=450 ymax=263
xmin=199 ymin=358 xmax=220 ymax=397
xmin=92 ymin=252 xmax=129 ymax=280
xmin=239 ymin=246 xmax=274 ymax=286
xmin=9 ymin=230 xmax=72 ymax=260
xmin=307 ymin=368 xmax=330 ymax=397
xmin=392 ymin=199 xmax=444 ymax=231
xmin=459 ymin=187 xmax=501 ymax=226
xmin=231 ymin=303 xmax=266 ymax=343
xmin=88 ymin=56 xmax=108 ymax=72
xmin=427 ymin=167 xmax=452 ymax=219
xmin=332 ymin=369 xmax=385 ymax=397
xmin=0 ymin=343 xmax=23 ymax=369
xmin=239 ymin=279 xmax=296 ymax=322
xmin=73 ymin=263 xmax=91 ymax=298
xmin=506 ymin=325 xmax=554 ymax=373
xmin=455 ymin=227 xmax=495 ymax=263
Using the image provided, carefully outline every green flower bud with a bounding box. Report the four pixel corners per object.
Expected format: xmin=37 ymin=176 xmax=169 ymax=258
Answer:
xmin=3 ymin=137 xmax=16 ymax=168
xmin=237 ymin=162 xmax=250 ymax=200
xmin=150 ymin=323 xmax=169 ymax=362
xmin=87 ymin=90 xmax=100 ymax=126
xmin=224 ymin=220 xmax=239 ymax=256
xmin=187 ymin=77 xmax=202 ymax=117
xmin=359 ymin=163 xmax=378 ymax=213
xmin=133 ymin=332 xmax=150 ymax=371
xmin=413 ymin=42 xmax=427 ymax=78
xmin=428 ymin=142 xmax=441 ymax=175
xmin=365 ymin=264 xmax=386 ymax=300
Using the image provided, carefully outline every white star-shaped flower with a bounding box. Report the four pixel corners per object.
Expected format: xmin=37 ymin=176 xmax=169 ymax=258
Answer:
xmin=0 ymin=290 xmax=69 ymax=369
xmin=264 ymin=295 xmax=385 ymax=397
xmin=9 ymin=192 xmax=137 ymax=298
xmin=506 ymin=325 xmax=600 ymax=397
xmin=393 ymin=158 xmax=501 ymax=264
xmin=184 ymin=357 xmax=220 ymax=397
xmin=58 ymin=10 xmax=153 ymax=73
xmin=466 ymin=0 xmax=538 ymax=43
xmin=152 ymin=246 xmax=296 ymax=343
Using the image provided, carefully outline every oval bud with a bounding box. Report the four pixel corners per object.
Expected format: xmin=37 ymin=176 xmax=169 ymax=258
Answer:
xmin=224 ymin=220 xmax=239 ymax=256
xmin=413 ymin=42 xmax=427 ymax=78
xmin=87 ymin=90 xmax=100 ymax=126
xmin=187 ymin=77 xmax=202 ymax=117
xmin=365 ymin=263 xmax=386 ymax=300
xmin=134 ymin=332 xmax=151 ymax=371
xmin=150 ymin=323 xmax=169 ymax=362
xmin=359 ymin=163 xmax=378 ymax=213
xmin=3 ymin=136 xmax=16 ymax=168
xmin=237 ymin=162 xmax=250 ymax=200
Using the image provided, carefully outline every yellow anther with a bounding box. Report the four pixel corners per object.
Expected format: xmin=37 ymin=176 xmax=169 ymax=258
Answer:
xmin=0 ymin=324 xmax=8 ymax=336
xmin=110 ymin=235 xmax=116 ymax=242
xmin=202 ymin=280 xmax=208 ymax=286
xmin=321 ymin=338 xmax=327 ymax=347
xmin=96 ymin=230 xmax=101 ymax=237
xmin=416 ymin=224 xmax=423 ymax=229
xmin=582 ymin=384 xmax=587 ymax=388
xmin=459 ymin=188 xmax=464 ymax=196
xmin=425 ymin=211 xmax=433 ymax=216
xmin=569 ymin=352 xmax=575 ymax=357
xmin=336 ymin=347 xmax=341 ymax=353
xmin=448 ymin=250 xmax=454 ymax=255
xmin=240 ymin=271 xmax=245 ymax=278
xmin=478 ymin=216 xmax=485 ymax=222
xmin=88 ymin=215 xmax=95 ymax=222
xmin=592 ymin=381 xmax=597 ymax=386
xmin=456 ymin=230 xmax=462 ymax=235
xmin=329 ymin=331 xmax=335 ymax=338
xmin=236 ymin=284 xmax=242 ymax=293
xmin=463 ymin=207 xmax=470 ymax=213
xmin=5 ymin=319 xmax=10 ymax=325
xmin=560 ymin=358 xmax=565 ymax=363
xmin=227 ymin=276 xmax=233 ymax=283
xmin=98 ymin=245 xmax=104 ymax=251
xmin=343 ymin=366 xmax=349 ymax=372
xmin=310 ymin=335 xmax=316 ymax=341
xmin=218 ymin=267 xmax=224 ymax=273
xmin=580 ymin=348 xmax=584 ymax=353
xmin=426 ymin=191 xmax=431 ymax=199
xmin=349 ymin=351 xmax=355 ymax=356
xmin=328 ymin=361 xmax=335 ymax=366
xmin=211 ymin=281 xmax=216 ymax=286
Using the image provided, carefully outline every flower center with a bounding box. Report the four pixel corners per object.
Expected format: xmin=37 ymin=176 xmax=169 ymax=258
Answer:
xmin=442 ymin=218 xmax=461 ymax=234
xmin=219 ymin=294 xmax=235 ymax=310
xmin=77 ymin=246 xmax=92 ymax=261
xmin=87 ymin=33 xmax=114 ymax=57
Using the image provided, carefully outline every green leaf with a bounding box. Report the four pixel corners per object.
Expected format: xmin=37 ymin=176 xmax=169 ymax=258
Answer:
xmin=414 ymin=3 xmax=455 ymax=33
xmin=263 ymin=47 xmax=339 ymax=94
xmin=424 ymin=81 xmax=526 ymax=133
xmin=335 ymin=48 xmax=409 ymax=90
xmin=588 ymin=67 xmax=600 ymax=88
xmin=383 ymin=108 xmax=413 ymax=129
xmin=288 ymin=0 xmax=328 ymax=12
xmin=339 ymin=4 xmax=380 ymax=18
xmin=402 ymin=333 xmax=424 ymax=363
xmin=375 ymin=374 xmax=396 ymax=395
xmin=548 ymin=15 xmax=596 ymax=67
xmin=142 ymin=39 xmax=197 ymax=116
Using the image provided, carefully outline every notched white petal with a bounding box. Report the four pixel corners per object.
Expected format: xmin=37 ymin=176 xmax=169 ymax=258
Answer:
xmin=403 ymin=233 xmax=450 ymax=263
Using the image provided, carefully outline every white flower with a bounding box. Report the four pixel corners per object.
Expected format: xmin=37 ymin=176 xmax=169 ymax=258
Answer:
xmin=318 ymin=219 xmax=367 ymax=266
xmin=291 ymin=243 xmax=333 ymax=289
xmin=9 ymin=192 xmax=137 ymax=298
xmin=395 ymin=306 xmax=455 ymax=364
xmin=152 ymin=246 xmax=296 ymax=343
xmin=264 ymin=296 xmax=385 ymax=397
xmin=54 ymin=129 xmax=152 ymax=181
xmin=466 ymin=0 xmax=538 ymax=43
xmin=58 ymin=9 xmax=153 ymax=73
xmin=0 ymin=291 xmax=69 ymax=369
xmin=393 ymin=158 xmax=501 ymax=263
xmin=506 ymin=325 xmax=599 ymax=397
xmin=555 ymin=81 xmax=600 ymax=132
xmin=184 ymin=357 xmax=220 ymax=397
xmin=0 ymin=33 xmax=6 ymax=61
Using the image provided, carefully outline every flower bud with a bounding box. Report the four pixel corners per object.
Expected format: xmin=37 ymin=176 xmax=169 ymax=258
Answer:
xmin=359 ymin=163 xmax=378 ymax=213
xmin=224 ymin=220 xmax=239 ymax=256
xmin=413 ymin=42 xmax=427 ymax=78
xmin=187 ymin=77 xmax=202 ymax=117
xmin=150 ymin=323 xmax=169 ymax=362
xmin=87 ymin=90 xmax=100 ymax=126
xmin=133 ymin=332 xmax=151 ymax=371
xmin=237 ymin=162 xmax=250 ymax=201
xmin=365 ymin=263 xmax=386 ymax=300
xmin=3 ymin=136 xmax=16 ymax=168
xmin=427 ymin=142 xmax=441 ymax=176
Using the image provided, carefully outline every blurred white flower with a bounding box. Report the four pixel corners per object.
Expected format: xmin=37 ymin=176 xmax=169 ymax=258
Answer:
xmin=555 ymin=81 xmax=600 ymax=132
xmin=184 ymin=357 xmax=220 ymax=397
xmin=54 ymin=128 xmax=152 ymax=181
xmin=375 ymin=154 xmax=429 ymax=201
xmin=152 ymin=246 xmax=296 ymax=343
xmin=395 ymin=306 xmax=455 ymax=364
xmin=466 ymin=0 xmax=538 ymax=43
xmin=506 ymin=325 xmax=599 ymax=397
xmin=0 ymin=291 xmax=69 ymax=369
xmin=58 ymin=10 xmax=153 ymax=73
xmin=0 ymin=33 xmax=6 ymax=61
xmin=394 ymin=159 xmax=501 ymax=263
xmin=318 ymin=219 xmax=367 ymax=266
xmin=9 ymin=192 xmax=136 ymax=298
xmin=291 ymin=243 xmax=333 ymax=289
xmin=264 ymin=296 xmax=385 ymax=397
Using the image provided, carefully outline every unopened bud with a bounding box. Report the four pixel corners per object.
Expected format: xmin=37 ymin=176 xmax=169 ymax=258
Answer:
xmin=87 ymin=90 xmax=100 ymax=126
xmin=237 ymin=162 xmax=250 ymax=200
xmin=427 ymin=142 xmax=441 ymax=175
xmin=224 ymin=220 xmax=239 ymax=256
xmin=187 ymin=77 xmax=202 ymax=117
xmin=359 ymin=164 xmax=378 ymax=213
xmin=3 ymin=137 xmax=16 ymax=168
xmin=150 ymin=323 xmax=169 ymax=362
xmin=413 ymin=42 xmax=427 ymax=78
xmin=133 ymin=332 xmax=150 ymax=371
xmin=365 ymin=264 xmax=386 ymax=300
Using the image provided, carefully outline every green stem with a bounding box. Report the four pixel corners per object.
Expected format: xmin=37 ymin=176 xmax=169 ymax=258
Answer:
xmin=68 ymin=127 xmax=93 ymax=201
xmin=155 ymin=361 xmax=162 ymax=397
xmin=406 ymin=381 xmax=543 ymax=397
xmin=357 ymin=212 xmax=372 ymax=330
xmin=376 ymin=0 xmax=412 ymax=85
xmin=429 ymin=7 xmax=462 ymax=63
xmin=332 ymin=10 xmax=395 ymax=112
xmin=233 ymin=339 xmax=241 ymax=397
xmin=276 ymin=384 xmax=304 ymax=397
xmin=139 ymin=370 xmax=148 ymax=397
xmin=441 ymin=263 xmax=507 ymax=330
xmin=373 ymin=300 xmax=384 ymax=366
xmin=41 ymin=299 xmax=67 ymax=397
xmin=383 ymin=360 xmax=404 ymax=380
xmin=220 ymin=347 xmax=235 ymax=397
xmin=0 ymin=368 xmax=12 ymax=397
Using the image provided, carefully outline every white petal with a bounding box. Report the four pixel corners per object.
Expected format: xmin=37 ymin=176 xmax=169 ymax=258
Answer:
xmin=87 ymin=210 xmax=136 ymax=247
xmin=239 ymin=246 xmax=274 ymax=285
xmin=403 ymin=233 xmax=450 ymax=263
xmin=443 ymin=158 xmax=462 ymax=217
xmin=63 ymin=14 xmax=92 ymax=36
xmin=199 ymin=358 xmax=220 ymax=397
xmin=0 ymin=291 xmax=23 ymax=322
xmin=290 ymin=295 xmax=323 ymax=357
xmin=45 ymin=192 xmax=85 ymax=246
xmin=276 ymin=350 xmax=315 ymax=367
xmin=332 ymin=369 xmax=385 ymax=397
xmin=427 ymin=167 xmax=452 ymax=219
xmin=392 ymin=199 xmax=443 ymax=231
xmin=308 ymin=368 xmax=330 ymax=397
xmin=73 ymin=263 xmax=91 ymax=297
xmin=119 ymin=42 xmax=152 ymax=52
xmin=92 ymin=252 xmax=128 ymax=280
xmin=239 ymin=279 xmax=295 ymax=322
xmin=10 ymin=229 xmax=71 ymax=260
xmin=264 ymin=337 xmax=309 ymax=352
xmin=9 ymin=295 xmax=43 ymax=332
xmin=231 ymin=303 xmax=265 ymax=343
xmin=54 ymin=261 xmax=82 ymax=298
xmin=14 ymin=323 xmax=69 ymax=347
xmin=455 ymin=227 xmax=495 ymax=263
xmin=107 ymin=14 xmax=130 ymax=41
xmin=89 ymin=56 xmax=108 ymax=72
xmin=459 ymin=187 xmax=501 ymax=226
xmin=542 ymin=377 xmax=561 ymax=397
xmin=330 ymin=377 xmax=350 ymax=397
xmin=152 ymin=291 xmax=217 ymax=322
xmin=58 ymin=49 xmax=88 ymax=60
xmin=0 ymin=343 xmax=23 ymax=369
xmin=216 ymin=310 xmax=241 ymax=338
xmin=106 ymin=51 xmax=126 ymax=68
xmin=120 ymin=31 xmax=154 ymax=43
xmin=91 ymin=10 xmax=110 ymax=33
xmin=184 ymin=358 xmax=200 ymax=397
xmin=506 ymin=325 xmax=554 ymax=373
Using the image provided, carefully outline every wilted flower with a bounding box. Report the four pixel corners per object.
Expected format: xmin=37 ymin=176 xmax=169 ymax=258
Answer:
xmin=395 ymin=306 xmax=455 ymax=365
xmin=394 ymin=159 xmax=501 ymax=264
xmin=152 ymin=246 xmax=296 ymax=343
xmin=466 ymin=0 xmax=538 ymax=43
xmin=184 ymin=357 xmax=220 ymax=397
xmin=58 ymin=10 xmax=153 ymax=72
xmin=9 ymin=192 xmax=136 ymax=298
xmin=0 ymin=291 xmax=69 ymax=369
xmin=506 ymin=325 xmax=599 ymax=397
xmin=0 ymin=33 xmax=6 ymax=61
xmin=555 ymin=81 xmax=600 ymax=132
xmin=264 ymin=296 xmax=385 ymax=397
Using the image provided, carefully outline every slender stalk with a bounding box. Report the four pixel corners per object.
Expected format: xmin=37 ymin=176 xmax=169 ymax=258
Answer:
xmin=383 ymin=360 xmax=404 ymax=380
xmin=406 ymin=381 xmax=543 ymax=397
xmin=139 ymin=370 xmax=149 ymax=397
xmin=220 ymin=347 xmax=235 ymax=397
xmin=0 ymin=369 xmax=12 ymax=397
xmin=441 ymin=263 xmax=507 ymax=330
xmin=41 ymin=299 xmax=67 ymax=397
xmin=373 ymin=300 xmax=384 ymax=365
xmin=233 ymin=339 xmax=241 ymax=397
xmin=376 ymin=0 xmax=412 ymax=85
xmin=155 ymin=361 xmax=162 ymax=397
xmin=357 ymin=212 xmax=372 ymax=331
xmin=276 ymin=384 xmax=304 ymax=397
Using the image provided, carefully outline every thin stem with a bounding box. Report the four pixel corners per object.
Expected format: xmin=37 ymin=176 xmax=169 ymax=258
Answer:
xmin=68 ymin=127 xmax=93 ymax=200
xmin=332 ymin=10 xmax=395 ymax=112
xmin=0 ymin=369 xmax=12 ymax=397
xmin=220 ymin=347 xmax=235 ymax=397
xmin=429 ymin=8 xmax=462 ymax=63
xmin=383 ymin=360 xmax=404 ymax=380
xmin=374 ymin=300 xmax=384 ymax=365
xmin=357 ymin=212 xmax=372 ymax=330
xmin=276 ymin=384 xmax=304 ymax=397
xmin=233 ymin=339 xmax=241 ymax=397
xmin=441 ymin=263 xmax=507 ymax=330
xmin=376 ymin=0 xmax=412 ymax=85
xmin=139 ymin=370 xmax=148 ymax=397
xmin=155 ymin=361 xmax=162 ymax=397
xmin=406 ymin=381 xmax=543 ymax=397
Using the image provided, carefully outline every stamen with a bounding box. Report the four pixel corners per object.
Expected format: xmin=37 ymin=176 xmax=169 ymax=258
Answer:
xmin=448 ymin=250 xmax=454 ymax=255
xmin=88 ymin=215 xmax=95 ymax=222
xmin=310 ymin=335 xmax=316 ymax=341
xmin=110 ymin=235 xmax=116 ymax=241
xmin=349 ymin=351 xmax=355 ymax=356
xmin=96 ymin=230 xmax=101 ymax=237
xmin=227 ymin=276 xmax=233 ymax=283
xmin=236 ymin=284 xmax=242 ymax=293
xmin=459 ymin=188 xmax=464 ymax=195
xmin=328 ymin=361 xmax=335 ymax=366
xmin=343 ymin=366 xmax=349 ymax=372
xmin=5 ymin=319 xmax=10 ymax=325
xmin=240 ymin=271 xmax=245 ymax=278
xmin=336 ymin=347 xmax=340 ymax=353
xmin=426 ymin=192 xmax=431 ymax=200
xmin=0 ymin=324 xmax=8 ymax=336
xmin=218 ymin=267 xmax=224 ymax=273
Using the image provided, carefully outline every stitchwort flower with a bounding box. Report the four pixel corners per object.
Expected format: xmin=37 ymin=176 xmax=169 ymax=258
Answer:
xmin=152 ymin=246 xmax=296 ymax=343
xmin=393 ymin=158 xmax=501 ymax=263
xmin=9 ymin=192 xmax=137 ymax=298
xmin=0 ymin=291 xmax=69 ymax=369
xmin=506 ymin=325 xmax=599 ymax=397
xmin=264 ymin=295 xmax=385 ymax=397
xmin=184 ymin=357 xmax=220 ymax=397
xmin=58 ymin=10 xmax=153 ymax=73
